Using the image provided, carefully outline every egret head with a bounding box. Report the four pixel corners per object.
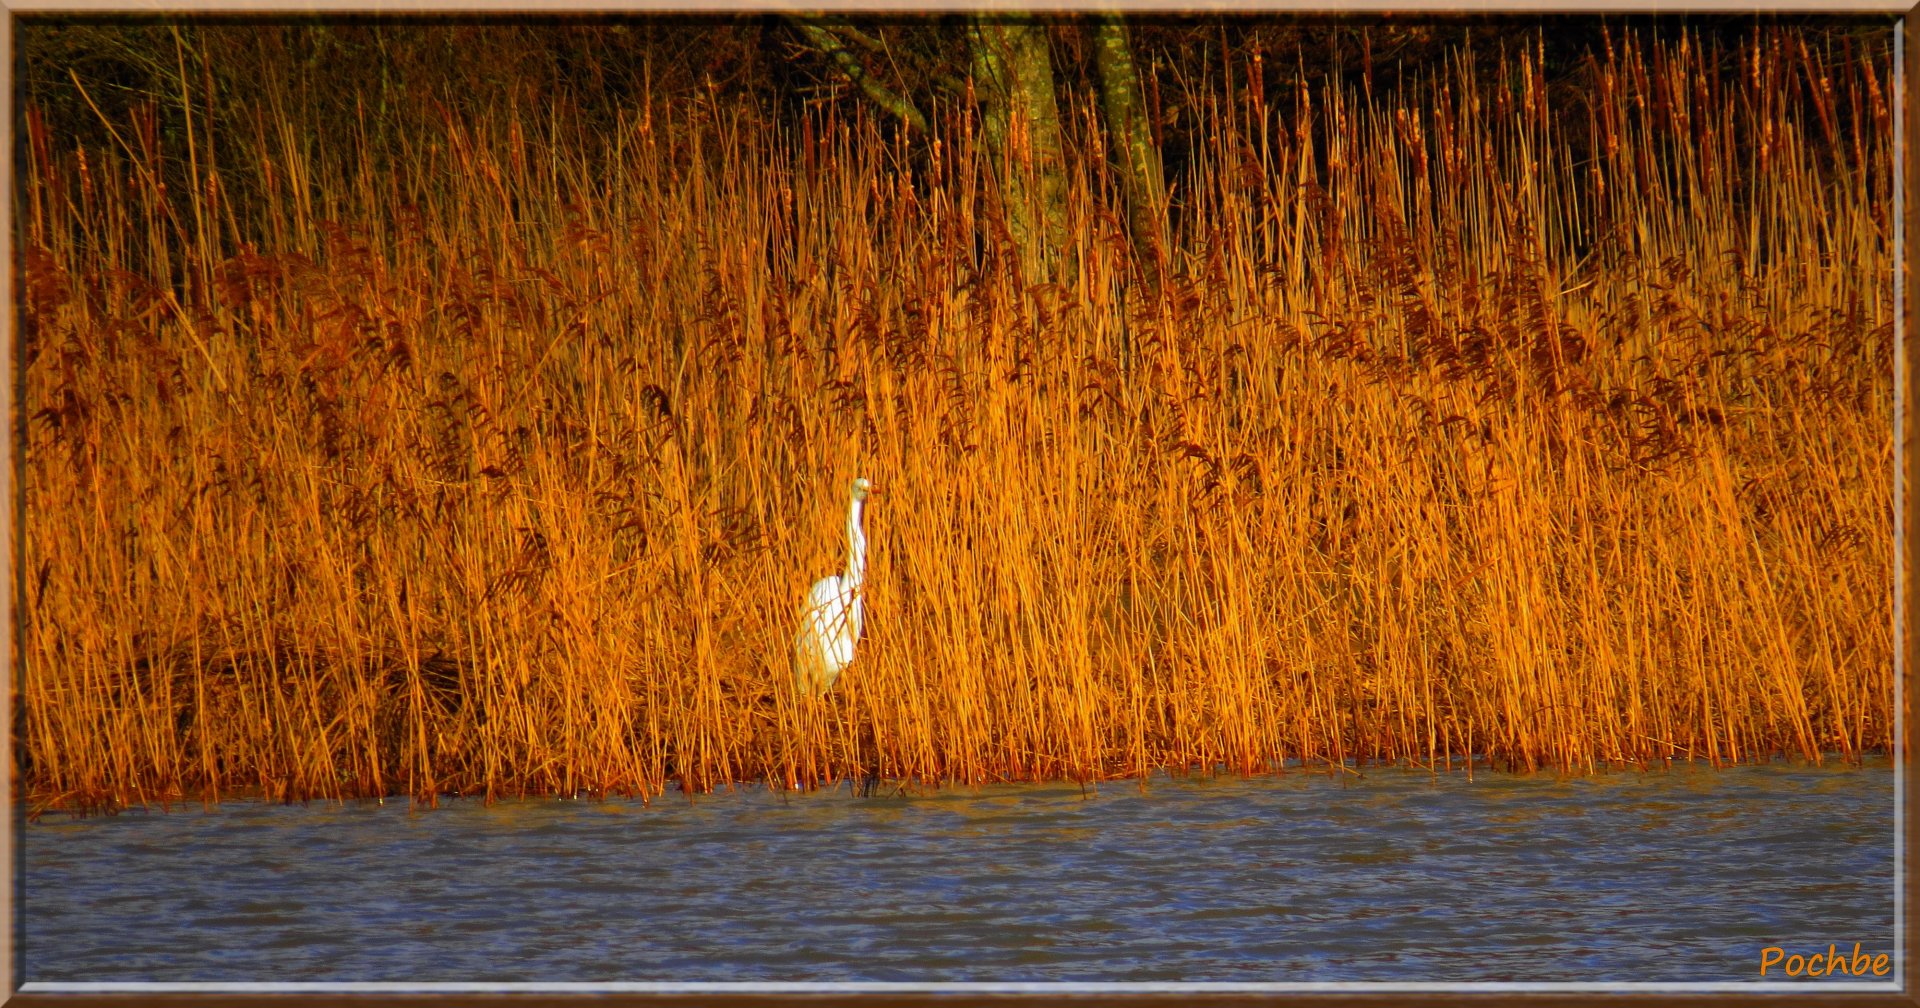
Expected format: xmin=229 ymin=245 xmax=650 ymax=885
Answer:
xmin=851 ymin=476 xmax=875 ymax=501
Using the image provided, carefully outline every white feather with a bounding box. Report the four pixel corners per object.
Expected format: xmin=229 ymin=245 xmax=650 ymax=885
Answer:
xmin=794 ymin=477 xmax=872 ymax=695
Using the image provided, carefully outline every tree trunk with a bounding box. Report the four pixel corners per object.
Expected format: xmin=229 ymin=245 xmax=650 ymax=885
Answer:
xmin=969 ymin=14 xmax=1070 ymax=286
xmin=1090 ymin=13 xmax=1167 ymax=296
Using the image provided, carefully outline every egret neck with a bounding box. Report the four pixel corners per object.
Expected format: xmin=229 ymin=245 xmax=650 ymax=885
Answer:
xmin=844 ymin=494 xmax=867 ymax=593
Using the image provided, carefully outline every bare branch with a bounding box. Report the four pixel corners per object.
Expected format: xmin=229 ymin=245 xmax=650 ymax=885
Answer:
xmin=813 ymin=17 xmax=887 ymax=56
xmin=785 ymin=15 xmax=930 ymax=135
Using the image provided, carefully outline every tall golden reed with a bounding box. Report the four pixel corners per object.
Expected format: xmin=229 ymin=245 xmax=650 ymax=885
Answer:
xmin=17 ymin=30 xmax=1895 ymax=810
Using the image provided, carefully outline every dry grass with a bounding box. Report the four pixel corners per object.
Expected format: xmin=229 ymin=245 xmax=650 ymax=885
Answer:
xmin=16 ymin=29 xmax=1895 ymax=810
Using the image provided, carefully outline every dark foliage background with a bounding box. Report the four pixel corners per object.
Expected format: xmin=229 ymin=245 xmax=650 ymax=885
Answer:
xmin=16 ymin=14 xmax=1893 ymax=233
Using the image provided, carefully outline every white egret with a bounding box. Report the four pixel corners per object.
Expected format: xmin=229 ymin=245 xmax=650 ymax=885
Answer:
xmin=793 ymin=476 xmax=876 ymax=696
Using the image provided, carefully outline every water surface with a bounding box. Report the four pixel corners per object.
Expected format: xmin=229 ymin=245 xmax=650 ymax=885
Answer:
xmin=23 ymin=760 xmax=1896 ymax=983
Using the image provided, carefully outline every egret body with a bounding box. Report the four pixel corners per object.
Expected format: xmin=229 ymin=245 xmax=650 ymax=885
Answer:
xmin=794 ymin=477 xmax=875 ymax=696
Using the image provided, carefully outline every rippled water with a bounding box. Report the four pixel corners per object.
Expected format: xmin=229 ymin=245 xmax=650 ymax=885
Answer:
xmin=23 ymin=760 xmax=1896 ymax=985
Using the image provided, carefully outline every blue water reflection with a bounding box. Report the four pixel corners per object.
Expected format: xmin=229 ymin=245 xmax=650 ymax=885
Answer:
xmin=23 ymin=760 xmax=1895 ymax=982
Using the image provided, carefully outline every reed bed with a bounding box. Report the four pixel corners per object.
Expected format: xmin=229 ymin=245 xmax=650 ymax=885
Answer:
xmin=17 ymin=29 xmax=1896 ymax=810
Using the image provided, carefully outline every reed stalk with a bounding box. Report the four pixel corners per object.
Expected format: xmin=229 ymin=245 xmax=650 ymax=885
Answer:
xmin=16 ymin=29 xmax=1895 ymax=810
